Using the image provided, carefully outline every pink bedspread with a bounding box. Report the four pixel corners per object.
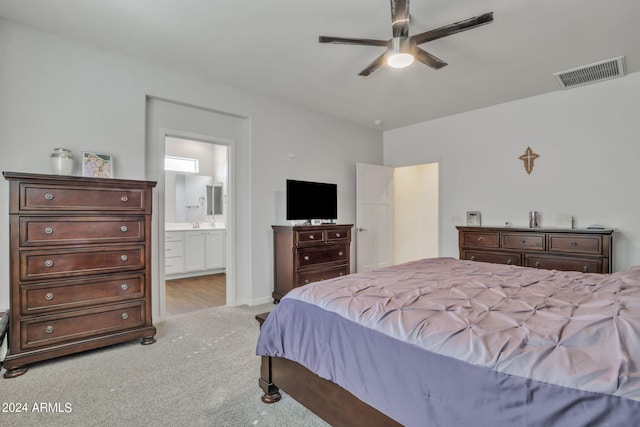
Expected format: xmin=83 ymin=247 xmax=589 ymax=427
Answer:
xmin=286 ymin=258 xmax=640 ymax=401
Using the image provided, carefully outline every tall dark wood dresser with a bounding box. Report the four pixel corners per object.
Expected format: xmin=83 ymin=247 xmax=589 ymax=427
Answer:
xmin=2 ymin=172 xmax=157 ymax=378
xmin=272 ymin=224 xmax=353 ymax=303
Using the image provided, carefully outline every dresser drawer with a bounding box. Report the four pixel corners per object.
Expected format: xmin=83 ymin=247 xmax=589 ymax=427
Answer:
xmin=21 ymin=245 xmax=145 ymax=281
xmin=462 ymin=250 xmax=522 ymax=266
xmin=21 ymin=274 xmax=145 ymax=315
xmin=547 ymin=234 xmax=603 ymax=255
xmin=502 ymin=233 xmax=545 ymax=250
xmin=165 ymin=232 xmax=183 ymax=243
xmin=19 ymin=216 xmax=145 ymax=246
xmin=295 ymin=230 xmax=325 ymax=246
xmin=461 ymin=232 xmax=499 ymax=248
xmin=297 ymin=265 xmax=349 ymax=286
xmin=526 ymin=254 xmax=602 ymax=273
xmin=20 ymin=184 xmax=147 ymax=212
xmin=297 ymin=245 xmax=349 ymax=268
xmin=20 ymin=302 xmax=145 ymax=350
xmin=326 ymin=228 xmax=350 ymax=242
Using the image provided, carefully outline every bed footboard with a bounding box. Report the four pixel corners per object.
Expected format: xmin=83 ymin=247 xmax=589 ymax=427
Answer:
xmin=259 ymin=355 xmax=400 ymax=427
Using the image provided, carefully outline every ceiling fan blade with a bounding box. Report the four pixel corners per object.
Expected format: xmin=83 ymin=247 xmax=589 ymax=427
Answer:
xmin=412 ymin=47 xmax=447 ymax=70
xmin=319 ymin=36 xmax=388 ymax=47
xmin=358 ymin=52 xmax=387 ymax=76
xmin=390 ymin=0 xmax=410 ymax=38
xmin=412 ymin=12 xmax=493 ymax=45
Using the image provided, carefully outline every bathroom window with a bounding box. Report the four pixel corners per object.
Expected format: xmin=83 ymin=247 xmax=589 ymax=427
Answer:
xmin=165 ymin=156 xmax=199 ymax=173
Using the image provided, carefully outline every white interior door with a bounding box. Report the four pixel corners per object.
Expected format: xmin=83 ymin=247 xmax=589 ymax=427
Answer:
xmin=356 ymin=162 xmax=394 ymax=272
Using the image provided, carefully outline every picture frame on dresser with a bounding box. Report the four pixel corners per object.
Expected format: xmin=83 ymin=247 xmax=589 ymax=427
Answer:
xmin=83 ymin=151 xmax=113 ymax=178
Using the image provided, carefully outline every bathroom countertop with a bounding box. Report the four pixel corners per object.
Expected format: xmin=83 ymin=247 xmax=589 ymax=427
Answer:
xmin=165 ymin=223 xmax=226 ymax=231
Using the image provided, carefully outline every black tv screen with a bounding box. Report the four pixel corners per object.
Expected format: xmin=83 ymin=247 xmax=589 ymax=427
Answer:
xmin=286 ymin=179 xmax=337 ymax=221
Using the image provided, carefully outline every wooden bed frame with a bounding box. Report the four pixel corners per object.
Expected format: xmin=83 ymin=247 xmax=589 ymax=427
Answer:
xmin=256 ymin=312 xmax=400 ymax=426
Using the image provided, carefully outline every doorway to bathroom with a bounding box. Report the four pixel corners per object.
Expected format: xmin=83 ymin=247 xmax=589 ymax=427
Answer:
xmin=164 ymin=136 xmax=229 ymax=316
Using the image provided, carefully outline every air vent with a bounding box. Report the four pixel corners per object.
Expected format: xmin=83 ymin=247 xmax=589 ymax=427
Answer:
xmin=553 ymin=56 xmax=625 ymax=89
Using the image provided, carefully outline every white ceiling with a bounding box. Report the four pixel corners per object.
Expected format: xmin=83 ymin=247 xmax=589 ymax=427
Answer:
xmin=1 ymin=0 xmax=638 ymax=130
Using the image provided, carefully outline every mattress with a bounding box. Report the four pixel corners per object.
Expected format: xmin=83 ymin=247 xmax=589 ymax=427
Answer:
xmin=257 ymin=258 xmax=640 ymax=426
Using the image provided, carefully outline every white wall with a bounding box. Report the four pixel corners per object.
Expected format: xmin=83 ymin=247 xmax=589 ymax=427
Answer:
xmin=0 ymin=19 xmax=383 ymax=310
xmin=384 ymin=72 xmax=640 ymax=272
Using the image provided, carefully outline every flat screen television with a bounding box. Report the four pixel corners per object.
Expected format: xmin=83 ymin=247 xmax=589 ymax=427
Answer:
xmin=286 ymin=179 xmax=337 ymax=222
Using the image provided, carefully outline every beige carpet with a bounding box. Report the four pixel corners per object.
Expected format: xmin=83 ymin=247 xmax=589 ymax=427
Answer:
xmin=1 ymin=303 xmax=329 ymax=427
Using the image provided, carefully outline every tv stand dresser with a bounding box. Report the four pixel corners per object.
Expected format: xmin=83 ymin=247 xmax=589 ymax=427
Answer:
xmin=2 ymin=172 xmax=157 ymax=378
xmin=457 ymin=226 xmax=613 ymax=273
xmin=272 ymin=224 xmax=353 ymax=303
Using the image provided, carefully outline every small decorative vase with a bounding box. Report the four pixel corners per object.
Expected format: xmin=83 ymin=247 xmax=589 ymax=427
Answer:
xmin=50 ymin=148 xmax=74 ymax=175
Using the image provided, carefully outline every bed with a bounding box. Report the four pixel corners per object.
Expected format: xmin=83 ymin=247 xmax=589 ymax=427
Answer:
xmin=256 ymin=258 xmax=640 ymax=426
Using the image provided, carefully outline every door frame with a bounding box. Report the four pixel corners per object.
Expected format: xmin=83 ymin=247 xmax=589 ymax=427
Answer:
xmin=156 ymin=128 xmax=237 ymax=319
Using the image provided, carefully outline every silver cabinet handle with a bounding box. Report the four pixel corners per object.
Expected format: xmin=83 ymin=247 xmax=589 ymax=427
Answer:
xmin=304 ymin=279 xmax=310 ymax=284
xmin=336 ymin=233 xmax=341 ymax=237
xmin=535 ymin=262 xmax=541 ymax=267
xmin=44 ymin=260 xmax=54 ymax=268
xmin=44 ymin=227 xmax=53 ymax=234
xmin=120 ymin=225 xmax=128 ymax=232
xmin=303 ymin=255 xmax=310 ymax=261
xmin=45 ymin=292 xmax=54 ymax=300
xmin=121 ymin=313 xmax=129 ymax=320
xmin=44 ymin=193 xmax=54 ymax=200
xmin=477 ymin=236 xmax=483 ymax=241
xmin=308 ymin=235 xmax=315 ymax=240
xmin=120 ymin=255 xmax=128 ymax=261
xmin=338 ymin=251 xmax=344 ymax=256
xmin=583 ymin=266 xmax=589 ymax=272
xmin=121 ymin=196 xmax=129 ymax=202
xmin=507 ymin=259 xmax=512 ymax=265
xmin=45 ymin=325 xmax=54 ymax=334
xmin=470 ymin=256 xmax=475 ymax=261
xmin=120 ymin=284 xmax=129 ymax=291
xmin=520 ymin=240 xmax=526 ymax=244
xmin=357 ymin=228 xmax=368 ymax=232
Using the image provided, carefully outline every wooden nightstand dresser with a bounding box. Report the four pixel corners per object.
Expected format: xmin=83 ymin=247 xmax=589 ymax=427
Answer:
xmin=2 ymin=172 xmax=157 ymax=378
xmin=272 ymin=224 xmax=353 ymax=303
xmin=457 ymin=226 xmax=613 ymax=273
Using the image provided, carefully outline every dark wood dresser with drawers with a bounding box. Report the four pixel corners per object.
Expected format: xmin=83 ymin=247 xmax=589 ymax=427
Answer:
xmin=2 ymin=172 xmax=157 ymax=378
xmin=272 ymin=224 xmax=353 ymax=303
xmin=457 ymin=226 xmax=614 ymax=273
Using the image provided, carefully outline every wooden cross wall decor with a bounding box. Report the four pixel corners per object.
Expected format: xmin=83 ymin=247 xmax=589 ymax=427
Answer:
xmin=518 ymin=146 xmax=540 ymax=174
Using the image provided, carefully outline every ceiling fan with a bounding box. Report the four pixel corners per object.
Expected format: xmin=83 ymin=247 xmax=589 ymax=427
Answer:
xmin=319 ymin=0 xmax=493 ymax=76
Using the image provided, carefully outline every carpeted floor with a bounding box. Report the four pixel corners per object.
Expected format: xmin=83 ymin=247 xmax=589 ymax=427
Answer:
xmin=0 ymin=304 xmax=328 ymax=427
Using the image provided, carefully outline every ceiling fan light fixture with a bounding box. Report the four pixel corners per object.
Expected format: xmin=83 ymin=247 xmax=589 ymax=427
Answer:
xmin=386 ymin=36 xmax=414 ymax=68
xmin=387 ymin=52 xmax=414 ymax=68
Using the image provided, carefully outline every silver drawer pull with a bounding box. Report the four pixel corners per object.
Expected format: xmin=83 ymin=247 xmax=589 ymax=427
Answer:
xmin=338 ymin=251 xmax=344 ymax=256
xmin=120 ymin=255 xmax=128 ymax=261
xmin=535 ymin=262 xmax=541 ymax=268
xmin=304 ymin=279 xmax=310 ymax=284
xmin=520 ymin=240 xmax=526 ymax=244
xmin=507 ymin=259 xmax=512 ymax=265
xmin=120 ymin=225 xmax=128 ymax=232
xmin=44 ymin=227 xmax=54 ymax=235
xmin=339 ymin=272 xmax=344 ymax=276
xmin=45 ymin=292 xmax=54 ymax=300
xmin=45 ymin=325 xmax=54 ymax=334
xmin=303 ymin=255 xmax=310 ymax=261
xmin=44 ymin=193 xmax=54 ymax=200
xmin=470 ymin=256 xmax=475 ymax=261
xmin=336 ymin=233 xmax=341 ymax=237
xmin=44 ymin=260 xmax=54 ymax=268
xmin=583 ymin=266 xmax=589 ymax=272
xmin=308 ymin=235 xmax=315 ymax=240
xmin=120 ymin=284 xmax=129 ymax=291
xmin=571 ymin=241 xmax=578 ymax=247
xmin=121 ymin=313 xmax=129 ymax=320
xmin=121 ymin=196 xmax=129 ymax=202
xmin=476 ymin=236 xmax=483 ymax=241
